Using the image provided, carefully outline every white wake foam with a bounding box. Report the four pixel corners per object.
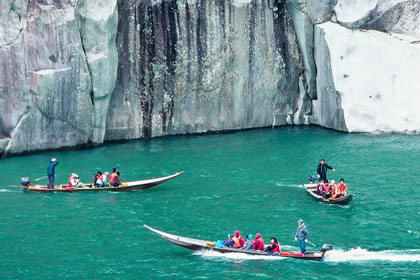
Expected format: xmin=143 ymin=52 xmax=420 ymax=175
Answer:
xmin=324 ymin=248 xmax=420 ymax=263
xmin=194 ymin=247 xmax=420 ymax=263
xmin=193 ymin=250 xmax=284 ymax=261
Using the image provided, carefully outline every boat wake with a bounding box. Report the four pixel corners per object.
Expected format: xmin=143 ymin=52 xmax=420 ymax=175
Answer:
xmin=276 ymin=183 xmax=304 ymax=189
xmin=324 ymin=248 xmax=420 ymax=263
xmin=193 ymin=250 xmax=285 ymax=261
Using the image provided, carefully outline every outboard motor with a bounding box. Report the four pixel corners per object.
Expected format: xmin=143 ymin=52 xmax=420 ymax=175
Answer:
xmin=321 ymin=244 xmax=333 ymax=252
xmin=20 ymin=177 xmax=32 ymax=187
xmin=308 ymin=175 xmax=317 ymax=183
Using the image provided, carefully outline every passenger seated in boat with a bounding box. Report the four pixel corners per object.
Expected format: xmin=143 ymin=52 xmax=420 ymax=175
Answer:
xmin=95 ymin=172 xmax=109 ymax=187
xmin=234 ymin=230 xmax=245 ymax=247
xmin=331 ymin=178 xmax=348 ymax=199
xmin=254 ymin=233 xmax=264 ymax=251
xmin=67 ymin=173 xmax=85 ymax=189
xmin=315 ymin=180 xmax=324 ymax=195
xmin=109 ymin=168 xmax=121 ymax=187
xmin=321 ymin=180 xmax=333 ymax=198
xmin=265 ymin=237 xmax=281 ymax=255
xmin=93 ymin=171 xmax=102 ymax=186
xmin=244 ymin=234 xmax=255 ymax=250
xmin=223 ymin=233 xmax=240 ymax=248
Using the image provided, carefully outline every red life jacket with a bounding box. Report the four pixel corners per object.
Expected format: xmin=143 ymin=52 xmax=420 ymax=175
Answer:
xmin=317 ymin=183 xmax=324 ymax=193
xmin=109 ymin=172 xmax=118 ymax=184
xmin=99 ymin=173 xmax=108 ymax=182
xmin=244 ymin=240 xmax=255 ymax=249
xmin=68 ymin=177 xmax=75 ymax=188
xmin=255 ymin=237 xmax=264 ymax=251
xmin=323 ymin=183 xmax=331 ymax=193
xmin=271 ymin=242 xmax=280 ymax=254
xmin=238 ymin=236 xmax=245 ymax=247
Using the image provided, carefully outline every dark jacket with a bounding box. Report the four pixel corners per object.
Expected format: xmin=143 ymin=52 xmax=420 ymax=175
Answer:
xmin=317 ymin=163 xmax=333 ymax=180
xmin=295 ymin=224 xmax=309 ymax=241
xmin=47 ymin=160 xmax=59 ymax=176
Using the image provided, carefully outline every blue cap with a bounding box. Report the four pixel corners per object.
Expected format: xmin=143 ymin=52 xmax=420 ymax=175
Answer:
xmin=229 ymin=233 xmax=234 ymax=238
xmin=297 ymin=219 xmax=304 ymax=223
xmin=248 ymin=234 xmax=254 ymax=240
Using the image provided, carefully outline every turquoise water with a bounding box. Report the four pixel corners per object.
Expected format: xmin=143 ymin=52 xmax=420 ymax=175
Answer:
xmin=0 ymin=127 xmax=419 ymax=279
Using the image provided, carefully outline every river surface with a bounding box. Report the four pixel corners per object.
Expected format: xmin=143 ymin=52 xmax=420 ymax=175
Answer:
xmin=0 ymin=127 xmax=419 ymax=279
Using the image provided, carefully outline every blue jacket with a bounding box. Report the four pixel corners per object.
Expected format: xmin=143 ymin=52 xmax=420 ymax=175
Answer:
xmin=47 ymin=160 xmax=59 ymax=176
xmin=295 ymin=224 xmax=309 ymax=240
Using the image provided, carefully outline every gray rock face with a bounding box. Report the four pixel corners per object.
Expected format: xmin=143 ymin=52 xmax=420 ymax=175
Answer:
xmin=105 ymin=0 xmax=304 ymax=139
xmin=1 ymin=0 xmax=419 ymax=155
xmin=0 ymin=0 xmax=118 ymax=155
xmin=312 ymin=24 xmax=347 ymax=131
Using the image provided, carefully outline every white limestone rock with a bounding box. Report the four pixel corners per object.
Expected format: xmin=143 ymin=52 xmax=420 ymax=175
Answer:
xmin=314 ymin=22 xmax=420 ymax=132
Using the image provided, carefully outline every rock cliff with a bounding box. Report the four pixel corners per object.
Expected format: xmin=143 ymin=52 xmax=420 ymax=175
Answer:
xmin=0 ymin=0 xmax=419 ymax=156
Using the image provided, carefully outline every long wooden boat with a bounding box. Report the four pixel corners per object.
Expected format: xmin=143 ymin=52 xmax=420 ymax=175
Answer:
xmin=303 ymin=183 xmax=353 ymax=205
xmin=144 ymin=224 xmax=332 ymax=261
xmin=8 ymin=172 xmax=183 ymax=192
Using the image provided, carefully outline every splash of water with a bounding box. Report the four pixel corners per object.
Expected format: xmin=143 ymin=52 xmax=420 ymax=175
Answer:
xmin=193 ymin=250 xmax=285 ymax=261
xmin=324 ymin=248 xmax=420 ymax=263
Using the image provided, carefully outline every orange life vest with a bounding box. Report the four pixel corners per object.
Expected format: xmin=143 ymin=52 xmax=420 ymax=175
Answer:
xmin=334 ymin=183 xmax=347 ymax=194
xmin=232 ymin=236 xmax=240 ymax=248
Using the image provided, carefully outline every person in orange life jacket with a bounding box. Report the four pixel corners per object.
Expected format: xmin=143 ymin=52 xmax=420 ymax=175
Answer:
xmin=96 ymin=172 xmax=109 ymax=187
xmin=254 ymin=233 xmax=264 ymax=251
xmin=321 ymin=180 xmax=333 ymax=198
xmin=234 ymin=230 xmax=245 ymax=247
xmin=93 ymin=171 xmax=102 ymax=186
xmin=295 ymin=219 xmax=309 ymax=255
xmin=317 ymin=159 xmax=335 ymax=181
xmin=315 ymin=179 xmax=324 ymax=195
xmin=331 ymin=178 xmax=348 ymax=198
xmin=109 ymin=168 xmax=121 ymax=187
xmin=224 ymin=233 xmax=240 ymax=248
xmin=244 ymin=234 xmax=255 ymax=250
xmin=265 ymin=237 xmax=281 ymax=255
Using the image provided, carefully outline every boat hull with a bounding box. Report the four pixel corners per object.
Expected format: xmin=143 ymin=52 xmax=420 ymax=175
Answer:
xmin=303 ymin=183 xmax=353 ymax=205
xmin=8 ymin=172 xmax=183 ymax=193
xmin=144 ymin=224 xmax=327 ymax=261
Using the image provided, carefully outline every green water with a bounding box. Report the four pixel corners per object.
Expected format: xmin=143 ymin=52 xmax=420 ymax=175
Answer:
xmin=0 ymin=127 xmax=419 ymax=279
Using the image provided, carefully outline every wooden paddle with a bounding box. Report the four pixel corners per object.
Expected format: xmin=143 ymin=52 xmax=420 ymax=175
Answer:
xmin=306 ymin=240 xmax=319 ymax=248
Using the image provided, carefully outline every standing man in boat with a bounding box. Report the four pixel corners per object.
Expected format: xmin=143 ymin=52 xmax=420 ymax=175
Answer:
xmin=317 ymin=159 xmax=335 ymax=181
xmin=295 ymin=219 xmax=309 ymax=255
xmin=46 ymin=158 xmax=59 ymax=189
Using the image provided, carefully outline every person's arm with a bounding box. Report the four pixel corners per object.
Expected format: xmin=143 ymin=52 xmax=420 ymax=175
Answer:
xmin=304 ymin=227 xmax=309 ymax=240
xmin=224 ymin=240 xmax=234 ymax=247
xmin=245 ymin=242 xmax=252 ymax=250
xmin=54 ymin=160 xmax=59 ymax=167
xmin=317 ymin=165 xmax=321 ymax=177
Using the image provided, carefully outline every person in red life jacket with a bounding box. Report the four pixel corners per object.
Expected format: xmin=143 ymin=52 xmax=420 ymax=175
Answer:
xmin=234 ymin=230 xmax=245 ymax=247
xmin=67 ymin=173 xmax=85 ymax=189
xmin=254 ymin=233 xmax=264 ymax=251
xmin=93 ymin=171 xmax=102 ymax=186
xmin=96 ymin=172 xmax=109 ymax=187
xmin=265 ymin=237 xmax=281 ymax=255
xmin=315 ymin=179 xmax=324 ymax=195
xmin=331 ymin=178 xmax=348 ymax=199
xmin=244 ymin=234 xmax=255 ymax=250
xmin=321 ymin=180 xmax=333 ymax=198
xmin=109 ymin=168 xmax=121 ymax=187
xmin=223 ymin=233 xmax=240 ymax=248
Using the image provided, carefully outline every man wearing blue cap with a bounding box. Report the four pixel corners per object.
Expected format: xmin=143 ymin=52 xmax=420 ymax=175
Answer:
xmin=295 ymin=219 xmax=309 ymax=255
